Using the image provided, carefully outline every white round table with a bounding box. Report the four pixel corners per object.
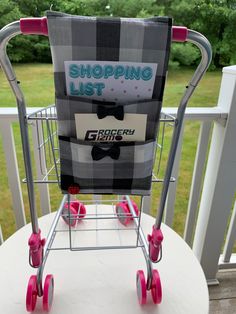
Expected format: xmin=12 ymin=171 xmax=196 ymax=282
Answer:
xmin=0 ymin=209 xmax=209 ymax=314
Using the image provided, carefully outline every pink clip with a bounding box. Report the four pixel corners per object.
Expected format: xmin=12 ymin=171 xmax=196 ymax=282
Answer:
xmin=20 ymin=17 xmax=48 ymax=36
xmin=148 ymin=226 xmax=163 ymax=263
xmin=28 ymin=229 xmax=46 ymax=268
xmin=172 ymin=26 xmax=188 ymax=42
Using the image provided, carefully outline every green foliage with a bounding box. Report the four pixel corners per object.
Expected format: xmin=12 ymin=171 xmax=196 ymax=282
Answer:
xmin=108 ymin=0 xmax=158 ymax=17
xmin=0 ymin=0 xmax=236 ymax=67
xmin=59 ymin=0 xmax=108 ymax=16
xmin=162 ymin=0 xmax=236 ymax=67
xmin=171 ymin=43 xmax=201 ymax=67
xmin=0 ymin=0 xmax=21 ymax=29
xmin=33 ymin=38 xmax=52 ymax=62
xmin=12 ymin=0 xmax=56 ymax=16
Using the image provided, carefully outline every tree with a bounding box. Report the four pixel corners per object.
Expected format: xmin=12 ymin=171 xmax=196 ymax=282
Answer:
xmin=0 ymin=0 xmax=20 ymax=29
xmin=161 ymin=0 xmax=236 ymax=67
xmin=13 ymin=0 xmax=61 ymax=17
xmin=0 ymin=0 xmax=235 ymax=67
xmin=59 ymin=0 xmax=108 ymax=16
xmin=108 ymin=0 xmax=159 ymax=17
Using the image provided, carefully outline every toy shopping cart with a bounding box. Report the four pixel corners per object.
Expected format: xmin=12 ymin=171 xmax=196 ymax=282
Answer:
xmin=0 ymin=11 xmax=212 ymax=312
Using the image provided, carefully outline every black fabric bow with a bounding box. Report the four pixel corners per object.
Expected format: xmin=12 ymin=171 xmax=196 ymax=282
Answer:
xmin=91 ymin=145 xmax=120 ymax=161
xmin=97 ymin=105 xmax=124 ymax=120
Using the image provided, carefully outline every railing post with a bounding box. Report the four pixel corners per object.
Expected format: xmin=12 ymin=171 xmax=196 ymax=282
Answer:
xmin=93 ymin=195 xmax=102 ymax=202
xmin=142 ymin=195 xmax=152 ymax=214
xmin=164 ymin=122 xmax=185 ymax=227
xmin=0 ymin=121 xmax=26 ymax=229
xmin=221 ymin=200 xmax=236 ymax=263
xmin=184 ymin=121 xmax=211 ymax=246
xmin=0 ymin=225 xmax=3 ymax=245
xmin=193 ymin=66 xmax=236 ymax=283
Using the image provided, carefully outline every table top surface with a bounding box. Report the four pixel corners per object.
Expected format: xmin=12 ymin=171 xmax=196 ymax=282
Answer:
xmin=0 ymin=206 xmax=209 ymax=314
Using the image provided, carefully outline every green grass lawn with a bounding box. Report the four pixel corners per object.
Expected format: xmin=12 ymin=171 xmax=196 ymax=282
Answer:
xmin=0 ymin=64 xmax=222 ymax=240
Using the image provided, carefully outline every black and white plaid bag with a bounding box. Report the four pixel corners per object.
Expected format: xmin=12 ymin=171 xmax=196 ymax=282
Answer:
xmin=47 ymin=11 xmax=172 ymax=195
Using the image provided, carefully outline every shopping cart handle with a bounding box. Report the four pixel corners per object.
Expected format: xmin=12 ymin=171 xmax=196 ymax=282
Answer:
xmin=20 ymin=17 xmax=188 ymax=42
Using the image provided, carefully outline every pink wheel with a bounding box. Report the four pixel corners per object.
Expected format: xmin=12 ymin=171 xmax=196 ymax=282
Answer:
xmin=136 ymin=270 xmax=147 ymax=305
xmin=43 ymin=275 xmax=54 ymax=312
xmin=151 ymin=269 xmax=162 ymax=304
xmin=61 ymin=203 xmax=77 ymax=227
xmin=26 ymin=275 xmax=38 ymax=312
xmin=116 ymin=202 xmax=131 ymax=226
xmin=70 ymin=201 xmax=86 ymax=219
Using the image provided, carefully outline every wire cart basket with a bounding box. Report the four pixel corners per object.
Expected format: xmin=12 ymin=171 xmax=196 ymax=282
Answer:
xmin=0 ymin=12 xmax=212 ymax=312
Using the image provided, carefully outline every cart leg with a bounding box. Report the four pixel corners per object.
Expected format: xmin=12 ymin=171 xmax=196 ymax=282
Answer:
xmin=26 ymin=196 xmax=67 ymax=312
xmin=36 ymin=195 xmax=67 ymax=296
xmin=125 ymin=195 xmax=162 ymax=304
xmin=17 ymin=97 xmax=41 ymax=240
xmin=136 ymin=215 xmax=162 ymax=304
xmin=125 ymin=196 xmax=153 ymax=284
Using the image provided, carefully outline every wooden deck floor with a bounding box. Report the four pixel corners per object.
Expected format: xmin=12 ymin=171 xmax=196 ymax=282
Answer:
xmin=209 ymin=270 xmax=236 ymax=314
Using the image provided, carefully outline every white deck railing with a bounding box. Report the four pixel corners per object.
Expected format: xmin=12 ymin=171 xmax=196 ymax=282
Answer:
xmin=0 ymin=65 xmax=236 ymax=284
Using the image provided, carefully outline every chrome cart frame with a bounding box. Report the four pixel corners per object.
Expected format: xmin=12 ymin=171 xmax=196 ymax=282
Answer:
xmin=0 ymin=17 xmax=212 ymax=308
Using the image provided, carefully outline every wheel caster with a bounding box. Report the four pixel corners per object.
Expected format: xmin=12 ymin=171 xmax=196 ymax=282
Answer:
xmin=129 ymin=200 xmax=139 ymax=220
xmin=62 ymin=201 xmax=86 ymax=226
xmin=43 ymin=274 xmax=54 ymax=312
xmin=61 ymin=203 xmax=77 ymax=227
xmin=116 ymin=200 xmax=139 ymax=226
xmin=26 ymin=275 xmax=38 ymax=312
xmin=136 ymin=270 xmax=147 ymax=305
xmin=70 ymin=200 xmax=86 ymax=219
xmin=151 ymin=269 xmax=162 ymax=304
xmin=116 ymin=202 xmax=131 ymax=226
